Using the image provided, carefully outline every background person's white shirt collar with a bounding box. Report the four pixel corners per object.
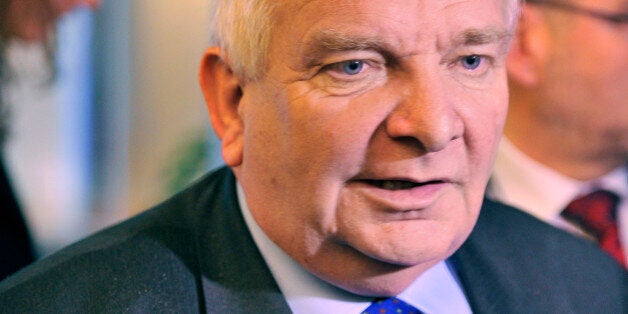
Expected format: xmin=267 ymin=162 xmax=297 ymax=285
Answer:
xmin=488 ymin=138 xmax=582 ymax=223
xmin=237 ymin=183 xmax=472 ymax=314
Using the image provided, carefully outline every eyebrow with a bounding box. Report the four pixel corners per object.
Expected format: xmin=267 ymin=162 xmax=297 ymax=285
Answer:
xmin=300 ymin=29 xmax=389 ymax=67
xmin=450 ymin=27 xmax=513 ymax=47
xmin=300 ymin=26 xmax=513 ymax=67
xmin=312 ymin=30 xmax=387 ymax=52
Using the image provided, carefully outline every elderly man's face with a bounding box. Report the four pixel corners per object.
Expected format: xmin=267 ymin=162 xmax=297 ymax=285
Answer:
xmin=221 ymin=0 xmax=514 ymax=295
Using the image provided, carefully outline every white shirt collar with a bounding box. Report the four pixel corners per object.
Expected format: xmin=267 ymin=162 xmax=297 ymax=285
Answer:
xmin=489 ymin=137 xmax=627 ymax=224
xmin=237 ymin=183 xmax=472 ymax=314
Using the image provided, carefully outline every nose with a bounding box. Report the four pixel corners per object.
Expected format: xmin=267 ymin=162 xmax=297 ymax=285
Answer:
xmin=384 ymin=75 xmax=463 ymax=153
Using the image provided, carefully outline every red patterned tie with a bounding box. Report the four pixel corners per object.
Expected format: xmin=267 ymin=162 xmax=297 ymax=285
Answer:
xmin=561 ymin=190 xmax=626 ymax=268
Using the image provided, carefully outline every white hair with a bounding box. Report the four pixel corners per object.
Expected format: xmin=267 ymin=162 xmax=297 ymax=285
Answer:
xmin=208 ymin=0 xmax=274 ymax=82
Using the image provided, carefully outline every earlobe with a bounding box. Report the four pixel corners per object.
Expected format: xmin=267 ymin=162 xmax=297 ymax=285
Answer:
xmin=506 ymin=6 xmax=549 ymax=87
xmin=199 ymin=47 xmax=245 ymax=167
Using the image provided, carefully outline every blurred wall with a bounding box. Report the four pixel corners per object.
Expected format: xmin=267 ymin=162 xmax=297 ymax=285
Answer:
xmin=5 ymin=0 xmax=218 ymax=255
xmin=93 ymin=0 xmax=214 ymax=225
xmin=127 ymin=0 xmax=213 ymax=214
xmin=3 ymin=0 xmax=218 ymax=255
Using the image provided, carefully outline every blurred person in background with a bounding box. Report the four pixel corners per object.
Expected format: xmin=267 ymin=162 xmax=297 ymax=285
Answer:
xmin=0 ymin=0 xmax=99 ymax=279
xmin=488 ymin=0 xmax=628 ymax=267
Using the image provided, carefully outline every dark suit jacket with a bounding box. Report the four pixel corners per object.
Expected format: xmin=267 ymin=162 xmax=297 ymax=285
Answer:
xmin=0 ymin=167 xmax=625 ymax=313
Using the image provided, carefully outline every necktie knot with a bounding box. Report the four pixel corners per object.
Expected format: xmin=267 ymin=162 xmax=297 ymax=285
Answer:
xmin=562 ymin=190 xmax=620 ymax=231
xmin=561 ymin=189 xmax=626 ymax=267
xmin=362 ymin=297 xmax=424 ymax=314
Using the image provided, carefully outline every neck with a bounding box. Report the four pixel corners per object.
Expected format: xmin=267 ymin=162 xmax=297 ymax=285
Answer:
xmin=504 ymin=90 xmax=627 ymax=180
xmin=503 ymin=123 xmax=624 ymax=181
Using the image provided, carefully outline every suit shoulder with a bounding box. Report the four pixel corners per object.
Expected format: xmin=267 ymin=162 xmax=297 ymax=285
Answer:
xmin=476 ymin=199 xmax=623 ymax=268
xmin=0 ymin=167 xmax=236 ymax=311
xmin=455 ymin=199 xmax=627 ymax=312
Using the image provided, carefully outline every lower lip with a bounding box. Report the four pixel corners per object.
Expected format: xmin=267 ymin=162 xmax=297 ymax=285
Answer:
xmin=351 ymin=181 xmax=450 ymax=211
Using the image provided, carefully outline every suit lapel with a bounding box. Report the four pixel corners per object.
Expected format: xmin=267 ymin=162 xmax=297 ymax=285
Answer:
xmin=452 ymin=198 xmax=541 ymax=312
xmin=453 ymin=199 xmax=595 ymax=313
xmin=193 ymin=168 xmax=291 ymax=313
xmin=452 ymin=239 xmax=523 ymax=313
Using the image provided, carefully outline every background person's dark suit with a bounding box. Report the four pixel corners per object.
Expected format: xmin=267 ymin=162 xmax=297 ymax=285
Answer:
xmin=0 ymin=157 xmax=34 ymax=280
xmin=0 ymin=167 xmax=624 ymax=313
xmin=0 ymin=42 xmax=36 ymax=281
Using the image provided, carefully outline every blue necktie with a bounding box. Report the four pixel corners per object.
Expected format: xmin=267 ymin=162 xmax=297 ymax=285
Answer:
xmin=362 ymin=297 xmax=424 ymax=314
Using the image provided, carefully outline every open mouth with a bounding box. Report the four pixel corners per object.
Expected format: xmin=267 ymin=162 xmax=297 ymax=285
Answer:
xmin=364 ymin=179 xmax=441 ymax=191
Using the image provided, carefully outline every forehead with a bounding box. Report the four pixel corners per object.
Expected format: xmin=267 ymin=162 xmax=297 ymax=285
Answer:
xmin=271 ymin=0 xmax=516 ymax=55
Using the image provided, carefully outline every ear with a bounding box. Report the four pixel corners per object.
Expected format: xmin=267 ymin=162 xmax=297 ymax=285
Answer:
xmin=507 ymin=5 xmax=551 ymax=87
xmin=199 ymin=47 xmax=244 ymax=167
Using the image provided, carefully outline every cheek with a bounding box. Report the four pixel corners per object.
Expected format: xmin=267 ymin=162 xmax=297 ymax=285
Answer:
xmin=458 ymin=87 xmax=508 ymax=194
xmin=463 ymin=84 xmax=508 ymax=153
xmin=541 ymin=46 xmax=627 ymax=129
xmin=573 ymin=23 xmax=627 ymax=76
xmin=285 ymin=93 xmax=387 ymax=177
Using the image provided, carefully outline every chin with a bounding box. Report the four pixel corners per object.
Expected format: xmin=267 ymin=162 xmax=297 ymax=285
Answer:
xmin=303 ymin=224 xmax=468 ymax=296
xmin=349 ymin=246 xmax=450 ymax=295
xmin=362 ymin=245 xmax=442 ymax=268
xmin=354 ymin=223 xmax=467 ymax=267
xmin=331 ymin=260 xmax=437 ymax=297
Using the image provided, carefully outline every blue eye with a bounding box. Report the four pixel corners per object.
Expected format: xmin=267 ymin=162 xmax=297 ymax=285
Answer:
xmin=341 ymin=60 xmax=364 ymax=75
xmin=461 ymin=55 xmax=482 ymax=70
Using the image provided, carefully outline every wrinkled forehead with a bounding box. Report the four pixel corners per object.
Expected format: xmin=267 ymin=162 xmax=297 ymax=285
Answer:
xmin=272 ymin=0 xmax=519 ymax=32
xmin=272 ymin=0 xmax=520 ymax=21
xmin=269 ymin=0 xmax=519 ymax=55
